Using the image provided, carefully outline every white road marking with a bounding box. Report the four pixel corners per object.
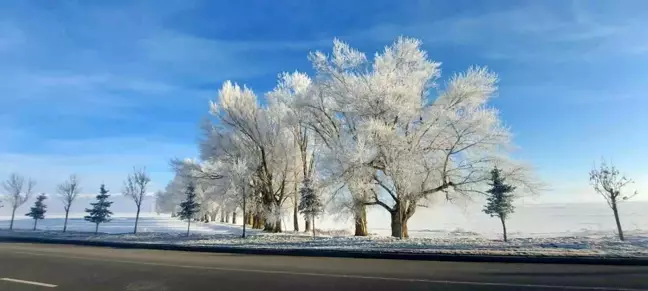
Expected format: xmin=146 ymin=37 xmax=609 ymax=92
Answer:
xmin=6 ymin=249 xmax=648 ymax=291
xmin=1 ymin=278 xmax=57 ymax=288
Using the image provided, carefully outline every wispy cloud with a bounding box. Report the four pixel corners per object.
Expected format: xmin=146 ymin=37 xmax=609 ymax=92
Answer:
xmin=0 ymin=137 xmax=198 ymax=196
xmin=346 ymin=2 xmax=648 ymax=62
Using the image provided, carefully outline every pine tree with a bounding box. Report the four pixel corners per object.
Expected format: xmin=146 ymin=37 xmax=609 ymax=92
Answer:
xmin=84 ymin=184 xmax=113 ymax=234
xmin=483 ymin=167 xmax=516 ymax=242
xmin=298 ymin=179 xmax=323 ymax=237
xmin=178 ymin=181 xmax=200 ymax=236
xmin=26 ymin=193 xmax=47 ymax=230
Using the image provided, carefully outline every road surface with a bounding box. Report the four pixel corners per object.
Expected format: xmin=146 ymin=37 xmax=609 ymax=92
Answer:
xmin=0 ymin=242 xmax=647 ymax=290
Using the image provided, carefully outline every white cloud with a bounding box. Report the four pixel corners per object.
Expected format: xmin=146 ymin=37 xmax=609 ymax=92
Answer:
xmin=0 ymin=137 xmax=197 ymax=197
xmin=347 ymin=3 xmax=648 ymax=62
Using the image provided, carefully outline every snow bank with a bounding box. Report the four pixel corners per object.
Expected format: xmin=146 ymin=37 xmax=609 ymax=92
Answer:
xmin=1 ymin=216 xmax=647 ymax=258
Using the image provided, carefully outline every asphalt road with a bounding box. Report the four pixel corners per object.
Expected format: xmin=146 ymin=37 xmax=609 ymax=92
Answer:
xmin=0 ymin=243 xmax=647 ymax=291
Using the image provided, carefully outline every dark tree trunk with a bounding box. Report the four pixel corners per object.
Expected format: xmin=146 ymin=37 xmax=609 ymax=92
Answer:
xmin=33 ymin=219 xmax=37 ymax=231
xmin=232 ymin=211 xmax=237 ymax=224
xmin=242 ymin=211 xmax=247 ymax=238
xmin=390 ymin=211 xmax=403 ymax=238
xmin=95 ymin=223 xmax=99 ymax=234
xmin=264 ymin=220 xmax=275 ymax=231
xmin=9 ymin=207 xmax=17 ymax=230
xmin=225 ymin=212 xmax=230 ymax=223
xmin=134 ymin=206 xmax=141 ymax=234
xmin=253 ymin=213 xmax=264 ymax=229
xmin=63 ymin=209 xmax=70 ymax=233
xmin=293 ymin=183 xmax=300 ymax=232
xmin=500 ymin=216 xmax=508 ymax=242
xmin=305 ymin=218 xmax=311 ymax=232
xmin=312 ymin=217 xmax=316 ymax=237
xmin=293 ymin=205 xmax=300 ymax=232
xmin=210 ymin=212 xmax=217 ymax=222
xmin=389 ymin=208 xmax=410 ymax=238
xmin=273 ymin=219 xmax=282 ymax=233
xmin=354 ymin=205 xmax=368 ymax=236
xmin=186 ymin=219 xmax=191 ymax=236
xmin=612 ymin=201 xmax=625 ymax=241
xmin=246 ymin=212 xmax=253 ymax=225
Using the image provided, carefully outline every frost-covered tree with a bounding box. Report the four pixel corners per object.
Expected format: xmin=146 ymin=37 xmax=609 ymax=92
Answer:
xmin=123 ymin=167 xmax=150 ymax=234
xmin=302 ymin=37 xmax=538 ymax=238
xmin=84 ymin=184 xmax=113 ymax=234
xmin=204 ymin=81 xmax=299 ymax=232
xmin=26 ymin=193 xmax=47 ymax=231
xmin=178 ymin=181 xmax=201 ymax=236
xmin=268 ymin=72 xmax=319 ymax=232
xmin=3 ymin=173 xmax=35 ymax=230
xmin=57 ymin=174 xmax=81 ymax=232
xmin=483 ymin=167 xmax=516 ymax=242
xmin=298 ymin=178 xmax=323 ymax=237
xmin=187 ymin=36 xmax=540 ymax=238
xmin=589 ymin=160 xmax=637 ymax=241
xmin=156 ymin=173 xmax=188 ymax=217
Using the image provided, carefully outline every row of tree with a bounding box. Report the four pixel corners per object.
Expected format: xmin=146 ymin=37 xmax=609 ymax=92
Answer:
xmin=1 ymin=168 xmax=150 ymax=234
xmin=157 ymin=37 xmax=639 ymax=242
xmin=155 ymin=37 xmax=541 ymax=239
xmin=4 ymin=37 xmax=638 ymax=242
xmin=483 ymin=160 xmax=640 ymax=242
xmin=23 ymin=184 xmax=113 ymax=233
xmin=170 ymin=158 xmax=637 ymax=243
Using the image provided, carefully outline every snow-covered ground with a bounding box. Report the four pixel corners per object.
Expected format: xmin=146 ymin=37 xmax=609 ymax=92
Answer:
xmin=1 ymin=202 xmax=647 ymax=258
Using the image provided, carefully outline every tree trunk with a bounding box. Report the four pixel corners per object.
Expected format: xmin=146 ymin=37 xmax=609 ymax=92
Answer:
xmin=210 ymin=212 xmax=217 ymax=222
xmin=500 ymin=216 xmax=508 ymax=242
xmin=63 ymin=209 xmax=70 ymax=233
xmin=242 ymin=212 xmax=247 ymax=239
xmin=253 ymin=213 xmax=264 ymax=229
xmin=264 ymin=220 xmax=275 ymax=232
xmin=232 ymin=211 xmax=237 ymax=224
xmin=273 ymin=219 xmax=282 ymax=233
xmin=305 ymin=218 xmax=311 ymax=232
xmin=312 ymin=217 xmax=316 ymax=237
xmin=134 ymin=206 xmax=141 ymax=234
xmin=220 ymin=208 xmax=225 ymax=223
xmin=95 ymin=223 xmax=99 ymax=235
xmin=246 ymin=212 xmax=253 ymax=225
xmin=293 ymin=183 xmax=300 ymax=232
xmin=293 ymin=204 xmax=300 ymax=232
xmin=390 ymin=211 xmax=402 ymax=238
xmin=9 ymin=206 xmax=18 ymax=231
xmin=33 ymin=219 xmax=37 ymax=231
xmin=226 ymin=212 xmax=230 ymax=223
xmin=354 ymin=205 xmax=368 ymax=236
xmin=186 ymin=219 xmax=191 ymax=236
xmin=389 ymin=209 xmax=410 ymax=238
xmin=612 ymin=201 xmax=625 ymax=241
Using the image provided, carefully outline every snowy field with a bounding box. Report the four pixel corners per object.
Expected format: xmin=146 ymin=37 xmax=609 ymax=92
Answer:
xmin=1 ymin=201 xmax=647 ymax=258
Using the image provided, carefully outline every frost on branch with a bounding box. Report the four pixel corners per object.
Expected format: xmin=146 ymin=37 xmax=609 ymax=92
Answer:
xmin=193 ymin=36 xmax=540 ymax=238
xmin=301 ymin=37 xmax=540 ymax=238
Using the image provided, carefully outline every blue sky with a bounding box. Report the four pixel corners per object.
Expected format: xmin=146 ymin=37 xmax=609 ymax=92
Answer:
xmin=1 ymin=0 xmax=647 ymax=204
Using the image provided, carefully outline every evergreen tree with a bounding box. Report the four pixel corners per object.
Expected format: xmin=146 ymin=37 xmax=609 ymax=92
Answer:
xmin=84 ymin=184 xmax=113 ymax=234
xmin=178 ymin=181 xmax=201 ymax=236
xmin=298 ymin=179 xmax=323 ymax=237
xmin=483 ymin=167 xmax=517 ymax=242
xmin=26 ymin=193 xmax=47 ymax=230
